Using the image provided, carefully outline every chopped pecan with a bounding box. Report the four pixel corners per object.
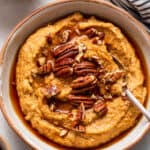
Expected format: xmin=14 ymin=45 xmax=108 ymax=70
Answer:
xmin=68 ymin=95 xmax=96 ymax=108
xmin=75 ymin=43 xmax=87 ymax=62
xmin=74 ymin=27 xmax=81 ymax=35
xmin=98 ymin=32 xmax=105 ymax=40
xmin=61 ymin=30 xmax=72 ymax=43
xmin=92 ymin=37 xmax=103 ymax=45
xmin=86 ymin=27 xmax=105 ymax=38
xmin=80 ymin=103 xmax=85 ymax=120
xmin=78 ymin=43 xmax=87 ymax=52
xmin=72 ymin=103 xmax=86 ymax=132
xmin=103 ymin=93 xmax=113 ymax=100
xmin=74 ymin=61 xmax=97 ymax=76
xmin=41 ymin=48 xmax=49 ymax=57
xmin=78 ymin=125 xmax=85 ymax=132
xmin=41 ymin=85 xmax=60 ymax=99
xmin=103 ymin=70 xmax=125 ymax=84
xmin=59 ymin=129 xmax=68 ymax=137
xmin=49 ymin=104 xmax=56 ymax=111
xmin=85 ymin=28 xmax=105 ymax=44
xmin=93 ymin=100 xmax=107 ymax=116
xmin=73 ymin=125 xmax=85 ymax=132
xmin=54 ymin=66 xmax=73 ymax=77
xmin=85 ymin=28 xmax=98 ymax=38
xmin=37 ymin=60 xmax=53 ymax=75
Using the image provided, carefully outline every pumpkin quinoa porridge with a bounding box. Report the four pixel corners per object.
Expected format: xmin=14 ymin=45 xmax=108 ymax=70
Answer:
xmin=16 ymin=13 xmax=147 ymax=148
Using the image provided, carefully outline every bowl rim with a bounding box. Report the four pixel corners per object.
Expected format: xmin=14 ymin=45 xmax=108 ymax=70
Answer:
xmin=0 ymin=0 xmax=150 ymax=149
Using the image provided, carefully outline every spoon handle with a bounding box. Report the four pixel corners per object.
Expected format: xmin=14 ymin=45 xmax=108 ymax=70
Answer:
xmin=125 ymin=89 xmax=150 ymax=121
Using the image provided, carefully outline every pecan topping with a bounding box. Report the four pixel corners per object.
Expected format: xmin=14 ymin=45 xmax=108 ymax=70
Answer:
xmin=34 ymin=24 xmax=111 ymax=130
xmin=68 ymin=95 xmax=95 ymax=108
xmin=74 ymin=61 xmax=97 ymax=76
xmin=37 ymin=60 xmax=53 ymax=75
xmin=93 ymin=100 xmax=107 ymax=116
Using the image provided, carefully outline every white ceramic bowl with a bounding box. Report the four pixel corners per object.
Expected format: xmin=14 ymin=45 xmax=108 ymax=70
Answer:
xmin=0 ymin=0 xmax=150 ymax=149
xmin=0 ymin=136 xmax=10 ymax=150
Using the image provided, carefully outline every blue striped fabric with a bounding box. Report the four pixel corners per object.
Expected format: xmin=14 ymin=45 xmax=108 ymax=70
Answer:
xmin=109 ymin=0 xmax=150 ymax=32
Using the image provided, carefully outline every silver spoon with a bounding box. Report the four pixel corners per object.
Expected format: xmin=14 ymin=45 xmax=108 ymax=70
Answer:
xmin=125 ymin=88 xmax=150 ymax=121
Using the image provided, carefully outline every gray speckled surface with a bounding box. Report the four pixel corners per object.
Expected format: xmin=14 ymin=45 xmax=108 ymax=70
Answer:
xmin=0 ymin=0 xmax=149 ymax=149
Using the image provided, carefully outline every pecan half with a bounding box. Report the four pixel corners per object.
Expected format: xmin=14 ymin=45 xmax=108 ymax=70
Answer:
xmin=53 ymin=43 xmax=78 ymax=58
xmin=37 ymin=60 xmax=53 ymax=75
xmin=74 ymin=61 xmax=97 ymax=76
xmin=68 ymin=95 xmax=96 ymax=108
xmin=93 ymin=100 xmax=107 ymax=116
xmin=54 ymin=66 xmax=73 ymax=77
xmin=55 ymin=58 xmax=74 ymax=67
xmin=56 ymin=50 xmax=78 ymax=62
xmin=71 ymin=75 xmax=97 ymax=94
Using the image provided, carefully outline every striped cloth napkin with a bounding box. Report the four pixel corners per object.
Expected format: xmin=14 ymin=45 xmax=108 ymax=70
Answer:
xmin=109 ymin=0 xmax=150 ymax=32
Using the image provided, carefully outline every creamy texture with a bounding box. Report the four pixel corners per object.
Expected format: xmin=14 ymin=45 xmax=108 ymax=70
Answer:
xmin=16 ymin=13 xmax=147 ymax=148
